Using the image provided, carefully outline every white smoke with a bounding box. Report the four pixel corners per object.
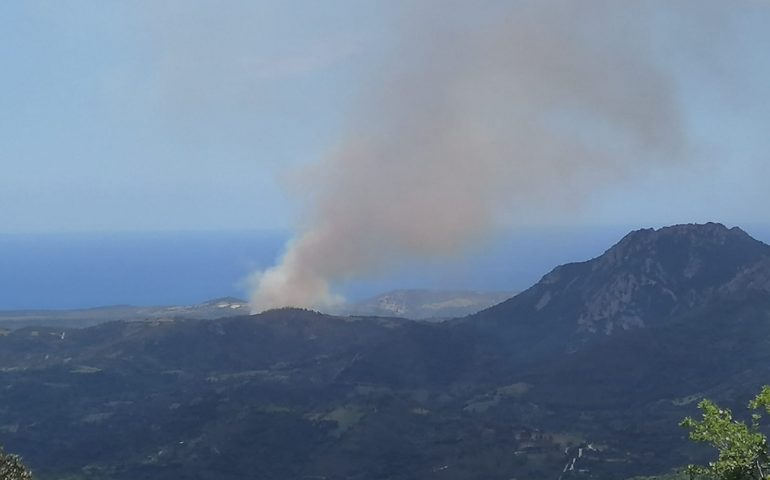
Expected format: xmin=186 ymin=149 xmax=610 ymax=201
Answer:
xmin=249 ymin=1 xmax=720 ymax=312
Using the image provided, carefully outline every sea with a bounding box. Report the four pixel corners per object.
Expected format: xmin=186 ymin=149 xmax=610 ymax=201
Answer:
xmin=2 ymin=224 xmax=767 ymax=310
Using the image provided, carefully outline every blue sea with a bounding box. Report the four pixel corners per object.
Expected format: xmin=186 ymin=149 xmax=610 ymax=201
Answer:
xmin=2 ymin=224 xmax=767 ymax=310
xmin=0 ymin=230 xmax=288 ymax=310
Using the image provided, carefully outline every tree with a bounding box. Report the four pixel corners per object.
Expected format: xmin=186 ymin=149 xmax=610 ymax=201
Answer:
xmin=0 ymin=446 xmax=32 ymax=480
xmin=680 ymin=386 xmax=770 ymax=480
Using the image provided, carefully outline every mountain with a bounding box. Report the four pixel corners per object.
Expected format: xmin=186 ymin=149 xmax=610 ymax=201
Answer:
xmin=1 ymin=223 xmax=770 ymax=480
xmin=338 ymin=289 xmax=516 ymax=320
xmin=461 ymin=222 xmax=770 ymax=360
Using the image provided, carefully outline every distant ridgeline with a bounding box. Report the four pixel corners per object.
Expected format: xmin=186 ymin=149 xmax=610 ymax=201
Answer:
xmin=1 ymin=223 xmax=769 ymax=480
xmin=0 ymin=291 xmax=514 ymax=330
xmin=0 ymin=297 xmax=251 ymax=330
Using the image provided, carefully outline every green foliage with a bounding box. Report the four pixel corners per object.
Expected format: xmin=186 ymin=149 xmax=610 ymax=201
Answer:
xmin=680 ymin=387 xmax=770 ymax=480
xmin=0 ymin=447 xmax=32 ymax=480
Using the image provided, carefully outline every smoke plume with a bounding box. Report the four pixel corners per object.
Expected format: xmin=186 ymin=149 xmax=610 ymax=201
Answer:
xmin=250 ymin=1 xmax=703 ymax=312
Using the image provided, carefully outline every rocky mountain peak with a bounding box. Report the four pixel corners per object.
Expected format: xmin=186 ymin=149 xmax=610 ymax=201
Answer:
xmin=592 ymin=223 xmax=766 ymax=285
xmin=470 ymin=223 xmax=770 ymax=343
xmin=604 ymin=223 xmax=755 ymax=264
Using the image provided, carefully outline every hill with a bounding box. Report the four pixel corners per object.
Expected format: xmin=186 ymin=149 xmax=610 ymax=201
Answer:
xmin=461 ymin=222 xmax=770 ymax=361
xmin=337 ymin=289 xmax=516 ymax=320
xmin=0 ymin=289 xmax=514 ymax=330
xmin=1 ymin=223 xmax=769 ymax=479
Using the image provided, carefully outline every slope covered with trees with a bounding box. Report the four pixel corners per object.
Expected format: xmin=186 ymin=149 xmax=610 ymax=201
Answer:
xmin=1 ymin=224 xmax=769 ymax=479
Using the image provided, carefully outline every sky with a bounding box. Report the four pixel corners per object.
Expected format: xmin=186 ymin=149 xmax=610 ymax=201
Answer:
xmin=1 ymin=1 xmax=770 ymax=235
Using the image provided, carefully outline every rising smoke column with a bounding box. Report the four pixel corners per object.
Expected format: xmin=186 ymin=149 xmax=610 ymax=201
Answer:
xmin=250 ymin=0 xmax=701 ymax=312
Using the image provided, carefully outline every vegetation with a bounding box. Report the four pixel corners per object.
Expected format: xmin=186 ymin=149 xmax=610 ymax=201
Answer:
xmin=0 ymin=225 xmax=767 ymax=479
xmin=681 ymin=386 xmax=770 ymax=480
xmin=0 ymin=447 xmax=32 ymax=480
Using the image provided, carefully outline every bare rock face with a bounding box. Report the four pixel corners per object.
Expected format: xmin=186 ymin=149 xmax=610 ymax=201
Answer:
xmin=467 ymin=223 xmax=770 ymax=348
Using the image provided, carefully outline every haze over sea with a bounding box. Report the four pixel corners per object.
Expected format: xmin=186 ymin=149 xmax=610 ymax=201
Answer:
xmin=2 ymin=224 xmax=768 ymax=311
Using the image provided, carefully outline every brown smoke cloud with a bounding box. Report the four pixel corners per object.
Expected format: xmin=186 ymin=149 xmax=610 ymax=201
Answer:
xmin=249 ymin=0 xmax=713 ymax=312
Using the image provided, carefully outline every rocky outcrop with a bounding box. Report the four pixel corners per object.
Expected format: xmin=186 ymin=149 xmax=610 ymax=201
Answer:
xmin=466 ymin=223 xmax=770 ymax=346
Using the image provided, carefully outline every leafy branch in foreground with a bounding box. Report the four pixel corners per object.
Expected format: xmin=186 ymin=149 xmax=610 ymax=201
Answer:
xmin=0 ymin=446 xmax=32 ymax=480
xmin=681 ymin=386 xmax=770 ymax=480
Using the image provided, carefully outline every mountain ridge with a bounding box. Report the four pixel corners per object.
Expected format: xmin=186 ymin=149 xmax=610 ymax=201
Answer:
xmin=2 ymin=223 xmax=770 ymax=479
xmin=337 ymin=288 xmax=516 ymax=320
xmin=464 ymin=223 xmax=770 ymax=344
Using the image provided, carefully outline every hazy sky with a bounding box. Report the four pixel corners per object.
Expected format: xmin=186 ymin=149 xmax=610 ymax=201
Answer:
xmin=2 ymin=1 xmax=770 ymax=234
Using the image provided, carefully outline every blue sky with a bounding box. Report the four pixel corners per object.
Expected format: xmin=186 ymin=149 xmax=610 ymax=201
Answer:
xmin=2 ymin=1 xmax=770 ymax=234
